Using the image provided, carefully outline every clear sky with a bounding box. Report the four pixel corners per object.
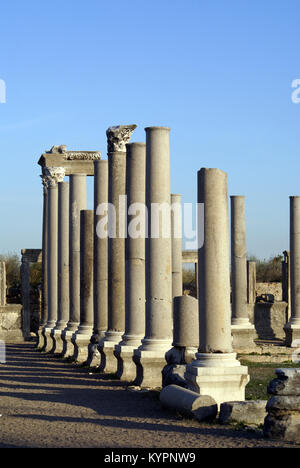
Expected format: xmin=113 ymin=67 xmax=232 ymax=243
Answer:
xmin=0 ymin=0 xmax=299 ymax=260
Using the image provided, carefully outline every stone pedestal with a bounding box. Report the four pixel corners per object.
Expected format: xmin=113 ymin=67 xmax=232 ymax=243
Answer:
xmin=185 ymin=168 xmax=249 ymax=408
xmin=61 ymin=174 xmax=87 ymax=358
xmin=72 ymin=210 xmax=94 ymax=363
xmin=98 ymin=125 xmax=136 ymax=374
xmin=133 ymin=127 xmax=173 ymax=388
xmin=114 ymin=142 xmax=146 ymax=381
xmin=230 ymin=196 xmax=256 ymax=349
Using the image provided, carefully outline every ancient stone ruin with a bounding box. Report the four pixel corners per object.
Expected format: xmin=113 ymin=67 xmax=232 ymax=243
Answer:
xmin=1 ymin=123 xmax=298 ymax=444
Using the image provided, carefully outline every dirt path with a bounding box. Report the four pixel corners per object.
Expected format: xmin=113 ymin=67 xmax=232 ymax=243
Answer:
xmin=0 ymin=342 xmax=297 ymax=449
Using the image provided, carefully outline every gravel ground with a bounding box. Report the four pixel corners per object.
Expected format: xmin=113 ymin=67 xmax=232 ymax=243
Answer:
xmin=0 ymin=342 xmax=298 ymax=450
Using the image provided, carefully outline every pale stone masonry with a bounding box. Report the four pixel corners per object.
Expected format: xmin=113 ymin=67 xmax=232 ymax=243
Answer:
xmin=185 ymin=168 xmax=249 ymax=408
xmin=133 ymin=127 xmax=173 ymax=388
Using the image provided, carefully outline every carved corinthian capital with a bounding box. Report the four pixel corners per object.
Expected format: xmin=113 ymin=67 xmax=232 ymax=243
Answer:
xmin=106 ymin=124 xmax=137 ymax=153
xmin=42 ymin=167 xmax=66 ymax=187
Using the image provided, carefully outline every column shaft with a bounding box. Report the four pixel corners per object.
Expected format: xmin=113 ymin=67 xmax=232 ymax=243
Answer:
xmin=93 ymin=160 xmax=108 ymax=340
xmin=171 ymin=194 xmax=183 ymax=299
xmin=68 ymin=174 xmax=87 ymax=330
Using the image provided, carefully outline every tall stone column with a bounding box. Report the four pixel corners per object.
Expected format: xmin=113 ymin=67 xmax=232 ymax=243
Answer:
xmin=230 ymin=196 xmax=256 ymax=349
xmin=285 ymin=197 xmax=300 ymax=346
xmin=20 ymin=258 xmax=31 ymax=340
xmin=171 ymin=194 xmax=183 ymax=299
xmin=133 ymin=126 xmax=173 ymax=388
xmin=72 ymin=210 xmax=94 ymax=362
xmin=247 ymin=260 xmax=256 ymax=305
xmin=282 ymin=251 xmax=291 ymax=320
xmin=114 ymin=142 xmax=146 ymax=381
xmin=37 ymin=172 xmax=48 ymax=348
xmin=185 ymin=168 xmax=249 ymax=408
xmin=98 ymin=125 xmax=137 ymax=374
xmin=42 ymin=167 xmax=65 ymax=352
xmin=87 ymin=160 xmax=108 ymax=366
xmin=51 ymin=181 xmax=70 ymax=354
xmin=62 ymin=174 xmax=87 ymax=357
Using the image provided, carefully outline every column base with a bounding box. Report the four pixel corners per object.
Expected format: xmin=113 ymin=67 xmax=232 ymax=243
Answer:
xmin=132 ymin=348 xmax=171 ymax=388
xmin=50 ymin=329 xmax=65 ymax=354
xmin=231 ymin=324 xmax=257 ymax=350
xmin=42 ymin=327 xmax=55 ymax=353
xmin=284 ymin=322 xmax=300 ymax=347
xmin=185 ymin=353 xmax=249 ymax=408
xmin=36 ymin=326 xmax=46 ymax=349
xmin=114 ymin=344 xmax=138 ymax=382
xmin=98 ymin=338 xmax=121 ymax=374
xmin=60 ymin=329 xmax=76 ymax=358
xmin=71 ymin=332 xmax=92 ymax=363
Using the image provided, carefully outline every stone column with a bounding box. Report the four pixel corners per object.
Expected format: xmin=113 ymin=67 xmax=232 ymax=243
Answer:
xmin=87 ymin=160 xmax=108 ymax=366
xmin=51 ymin=181 xmax=70 ymax=354
xmin=42 ymin=167 xmax=65 ymax=352
xmin=282 ymin=251 xmax=291 ymax=320
xmin=0 ymin=261 xmax=6 ymax=307
xmin=230 ymin=196 xmax=256 ymax=349
xmin=62 ymin=174 xmax=87 ymax=357
xmin=247 ymin=260 xmax=256 ymax=305
xmin=98 ymin=125 xmax=136 ymax=374
xmin=285 ymin=197 xmax=300 ymax=346
xmin=171 ymin=194 xmax=183 ymax=299
xmin=72 ymin=210 xmax=94 ymax=362
xmin=185 ymin=168 xmax=249 ymax=408
xmin=114 ymin=142 xmax=146 ymax=381
xmin=20 ymin=258 xmax=31 ymax=340
xmin=37 ymin=173 xmax=48 ymax=348
xmin=133 ymin=126 xmax=173 ymax=388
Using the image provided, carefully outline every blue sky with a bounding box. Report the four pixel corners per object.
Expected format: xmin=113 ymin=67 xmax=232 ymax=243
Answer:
xmin=0 ymin=0 xmax=299 ymax=259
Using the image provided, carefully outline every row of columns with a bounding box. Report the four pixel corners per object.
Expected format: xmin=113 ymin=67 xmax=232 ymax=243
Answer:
xmin=36 ymin=126 xmax=300 ymax=404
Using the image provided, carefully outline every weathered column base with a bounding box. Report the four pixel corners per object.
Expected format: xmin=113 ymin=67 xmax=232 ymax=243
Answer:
xmin=42 ymin=327 xmax=55 ymax=353
xmin=36 ymin=326 xmax=46 ymax=349
xmin=284 ymin=322 xmax=300 ymax=347
xmin=114 ymin=345 xmax=138 ymax=382
xmin=50 ymin=329 xmax=65 ymax=355
xmin=185 ymin=353 xmax=249 ymax=409
xmin=97 ymin=341 xmax=119 ymax=374
xmin=86 ymin=342 xmax=101 ymax=367
xmin=132 ymin=348 xmax=171 ymax=389
xmin=60 ymin=329 xmax=76 ymax=358
xmin=231 ymin=323 xmax=257 ymax=350
xmin=71 ymin=332 xmax=92 ymax=363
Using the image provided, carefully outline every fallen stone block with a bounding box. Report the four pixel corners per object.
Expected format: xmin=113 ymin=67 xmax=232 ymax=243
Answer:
xmin=219 ymin=400 xmax=267 ymax=426
xmin=160 ymin=384 xmax=217 ymax=422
